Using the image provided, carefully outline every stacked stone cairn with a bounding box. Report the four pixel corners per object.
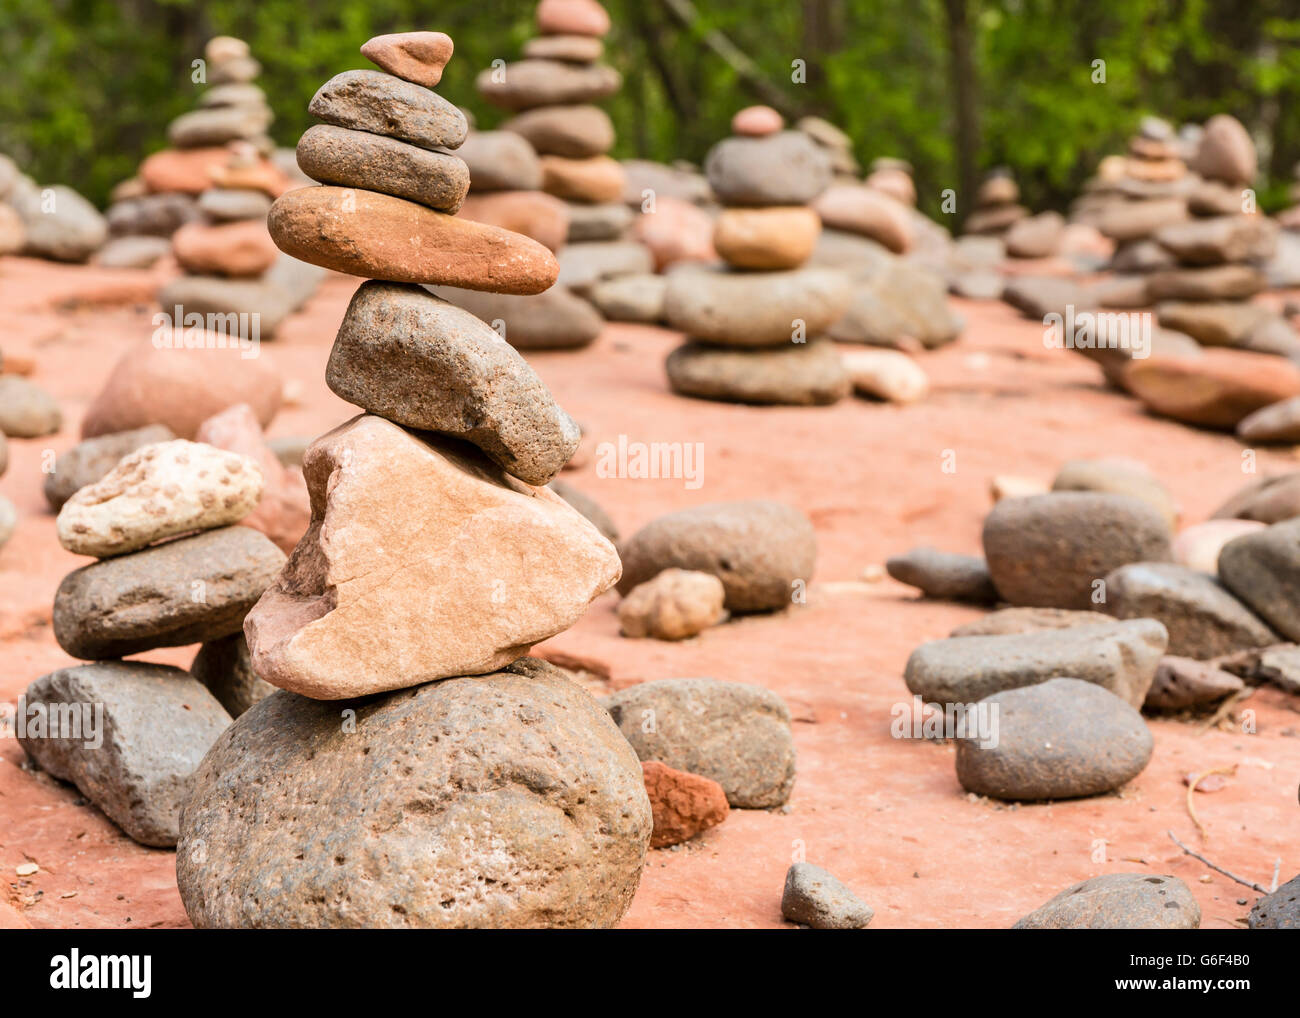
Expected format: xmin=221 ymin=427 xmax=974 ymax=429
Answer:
xmin=963 ymin=169 xmax=1027 ymax=239
xmin=445 ymin=0 xmax=641 ymax=349
xmin=101 ymin=36 xmax=275 ymax=270
xmin=169 ymin=30 xmax=650 ymax=928
xmin=22 ymin=438 xmax=285 ymax=846
xmin=663 ymin=108 xmax=854 ymax=406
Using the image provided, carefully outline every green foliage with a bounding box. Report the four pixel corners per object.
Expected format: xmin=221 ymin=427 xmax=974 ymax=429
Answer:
xmin=2 ymin=0 xmax=1299 ymax=216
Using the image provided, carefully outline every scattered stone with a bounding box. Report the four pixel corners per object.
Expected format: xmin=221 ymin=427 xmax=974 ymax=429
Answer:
xmin=983 ymin=493 xmax=1173 ymax=609
xmin=830 ymin=261 xmax=961 ymax=349
xmin=781 ymin=863 xmax=873 ymax=929
xmin=43 ymin=425 xmax=175 ymax=510
xmin=1248 ymin=873 xmax=1300 ymax=929
xmin=812 ymin=184 xmax=912 ymax=252
xmin=1212 ymin=472 xmax=1300 ymax=524
xmin=1051 ymin=458 xmax=1177 ymax=528
xmin=590 ymin=273 xmax=666 ymax=322
xmin=1101 ymin=562 xmax=1278 ymax=658
xmin=632 ymin=196 xmax=716 ymax=270
xmin=20 ymin=662 xmax=230 ymax=847
xmin=885 ymin=547 xmax=997 ymax=603
xmin=617 ymin=500 xmax=816 ymax=613
xmin=1219 ymin=518 xmax=1300 ymax=641
xmin=565 ymin=201 xmax=633 ymax=242
xmin=949 ymin=606 xmax=1112 ymax=638
xmin=177 ymin=661 xmax=650 ymax=928
xmin=557 ymin=239 xmax=653 ymax=291
xmin=244 ymin=415 xmax=619 ymax=699
xmin=53 ymin=526 xmax=286 ymax=659
xmin=1014 ymin=873 xmax=1200 ymax=929
xmin=13 ymin=184 xmax=107 ymax=262
xmin=431 ymin=284 xmax=604 ymax=350
xmin=268 ymin=186 xmax=559 ymax=293
xmin=1145 ymin=656 xmax=1244 ymax=710
xmin=642 ymin=761 xmax=729 ymax=848
xmin=1172 ymin=519 xmax=1266 ymax=574
xmin=956 ymin=679 xmax=1152 ymax=800
xmin=842 ymin=349 xmax=929 ymax=403
xmin=1125 ymin=349 xmax=1300 ymax=429
xmin=106 ymin=192 xmax=200 ymax=236
xmin=191 ymin=633 xmax=275 ymax=718
xmin=96 ymin=235 xmax=172 ymax=269
xmin=82 ymin=346 xmax=281 ymax=440
xmin=326 ymin=281 xmax=580 ymax=485
xmin=618 ymin=568 xmax=726 ymax=640
xmin=0 ymin=377 xmax=62 ymax=437
xmin=604 ymin=678 xmax=796 ymax=808
xmin=1237 ymin=396 xmax=1300 ymax=443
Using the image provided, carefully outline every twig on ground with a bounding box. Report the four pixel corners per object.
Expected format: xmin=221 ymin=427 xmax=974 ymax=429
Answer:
xmin=1196 ymin=688 xmax=1253 ymax=734
xmin=1167 ymin=830 xmax=1269 ymax=894
xmin=1185 ymin=764 xmax=1236 ymax=840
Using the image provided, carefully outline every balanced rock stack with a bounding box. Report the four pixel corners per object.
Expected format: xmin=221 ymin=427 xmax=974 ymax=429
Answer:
xmin=21 ymin=438 xmax=286 ymax=846
xmin=174 ymin=31 xmax=651 ymax=929
xmin=101 ymin=36 xmax=278 ymax=270
xmin=450 ymin=0 xmax=640 ymax=349
xmin=664 ymin=107 xmax=853 ymax=406
xmin=963 ymin=170 xmax=1027 ymax=239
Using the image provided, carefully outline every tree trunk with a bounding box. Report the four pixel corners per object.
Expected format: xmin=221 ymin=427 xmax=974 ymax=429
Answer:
xmin=943 ymin=0 xmax=980 ymax=226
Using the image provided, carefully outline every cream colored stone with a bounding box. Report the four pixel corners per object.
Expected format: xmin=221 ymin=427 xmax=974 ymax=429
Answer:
xmin=841 ymin=349 xmax=929 ymax=404
xmin=618 ymin=568 xmax=726 ymax=641
xmin=57 ymin=440 xmax=262 ymax=558
xmin=244 ymin=415 xmax=621 ymax=699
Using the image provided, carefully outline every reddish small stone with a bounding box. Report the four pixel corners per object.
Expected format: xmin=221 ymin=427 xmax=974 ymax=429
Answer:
xmin=731 ymin=105 xmax=783 ymax=138
xmin=632 ymin=196 xmax=716 ymax=271
xmin=459 ymin=191 xmax=570 ymax=253
xmin=642 ymin=760 xmax=729 ymax=848
xmin=360 ymin=31 xmax=454 ymax=88
xmin=172 ymin=220 xmax=279 ymax=278
xmin=537 ymin=0 xmax=611 ymax=37
xmin=140 ymin=147 xmax=230 ymax=194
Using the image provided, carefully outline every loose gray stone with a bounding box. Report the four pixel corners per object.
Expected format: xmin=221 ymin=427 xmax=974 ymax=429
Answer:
xmin=1051 ymin=458 xmax=1177 ymax=528
xmin=308 ymin=69 xmax=468 ymax=151
xmin=1237 ymin=396 xmax=1300 ymax=444
xmin=43 ymin=425 xmax=175 ymax=510
xmin=197 ymin=188 xmax=274 ymax=222
xmin=830 ymin=261 xmax=962 ymax=349
xmin=0 ymin=377 xmax=61 ymax=438
xmin=781 ymin=863 xmax=873 ymax=929
xmin=1219 ymin=519 xmax=1300 ymax=641
xmin=156 ymin=274 xmax=296 ymax=339
xmin=550 ymin=479 xmax=618 ymax=542
xmin=558 ymin=240 xmax=655 ymax=293
xmin=589 ymin=273 xmax=666 ymax=322
xmin=565 ymin=202 xmax=633 ymax=242
xmin=1014 ymin=873 xmax=1201 ymax=929
xmin=1101 ymin=562 xmax=1278 ymax=658
xmin=1145 ymin=656 xmax=1244 ymax=710
xmin=191 ymin=633 xmax=274 ymax=719
xmin=1211 ymin=471 xmax=1300 ymax=524
xmin=603 ymin=677 xmax=796 ymax=808
xmin=983 ymin=493 xmax=1174 ymax=610
xmin=327 ymin=281 xmax=580 ymax=485
xmin=430 ymin=285 xmax=604 ymax=350
xmin=106 ymin=192 xmax=201 ymax=237
xmin=168 ymin=105 xmax=272 ymax=148
xmin=96 ymin=235 xmax=171 ymax=269
xmin=956 ymin=679 xmax=1153 ymax=800
xmin=53 ymin=526 xmax=286 ymax=659
xmin=1154 ymin=215 xmax=1275 ymax=266
xmin=949 ymin=607 xmax=1113 ymax=637
xmin=1147 ymin=264 xmax=1266 ymax=302
xmin=905 ymin=619 xmax=1168 ymax=709
xmin=177 ymin=660 xmax=650 ymax=928
xmin=454 ymin=130 xmax=541 ymax=192
xmin=885 ymin=547 xmax=998 ymax=603
xmin=1248 ymin=873 xmax=1300 ymax=928
xmin=705 ymin=131 xmax=832 ymax=207
xmin=618 ymin=500 xmax=816 ymax=613
xmin=296 ymin=125 xmax=469 ymax=213
xmin=20 ymin=662 xmax=230 ymax=847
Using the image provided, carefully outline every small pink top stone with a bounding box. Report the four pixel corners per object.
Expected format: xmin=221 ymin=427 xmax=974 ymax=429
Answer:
xmin=731 ymin=105 xmax=784 ymax=137
xmin=360 ymin=31 xmax=454 ymax=89
xmin=537 ymin=0 xmax=611 ymax=38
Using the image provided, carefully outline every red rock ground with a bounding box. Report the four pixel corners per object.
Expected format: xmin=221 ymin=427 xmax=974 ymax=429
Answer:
xmin=1 ymin=254 xmax=1297 ymax=930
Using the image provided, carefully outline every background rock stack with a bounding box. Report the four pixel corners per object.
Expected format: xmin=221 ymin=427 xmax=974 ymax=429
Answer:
xmin=22 ymin=438 xmax=286 ymax=847
xmin=447 ymin=0 xmax=640 ymax=350
xmin=662 ymin=107 xmax=853 ymax=406
xmin=963 ymin=169 xmax=1027 ymax=239
xmin=173 ymin=30 xmax=651 ymax=929
xmin=101 ymin=36 xmax=275 ymax=270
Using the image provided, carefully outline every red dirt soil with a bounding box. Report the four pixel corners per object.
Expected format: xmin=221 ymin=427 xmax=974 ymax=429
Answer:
xmin=1 ymin=254 xmax=1297 ymax=930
